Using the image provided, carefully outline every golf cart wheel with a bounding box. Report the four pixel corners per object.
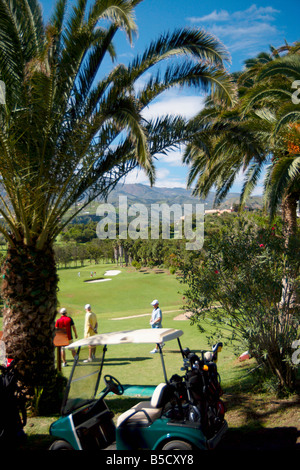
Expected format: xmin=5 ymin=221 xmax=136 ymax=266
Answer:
xmin=161 ymin=440 xmax=193 ymax=450
xmin=49 ymin=439 xmax=74 ymax=450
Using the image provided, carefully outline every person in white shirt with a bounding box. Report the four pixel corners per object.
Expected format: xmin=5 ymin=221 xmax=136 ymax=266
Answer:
xmin=149 ymin=299 xmax=164 ymax=353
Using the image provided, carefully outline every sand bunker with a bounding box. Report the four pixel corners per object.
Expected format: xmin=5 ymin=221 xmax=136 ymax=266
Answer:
xmin=84 ymin=270 xmax=121 ymax=283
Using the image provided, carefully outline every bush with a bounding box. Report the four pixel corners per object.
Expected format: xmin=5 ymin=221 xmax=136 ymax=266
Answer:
xmin=131 ymin=260 xmax=141 ymax=270
xmin=178 ymin=217 xmax=300 ymax=392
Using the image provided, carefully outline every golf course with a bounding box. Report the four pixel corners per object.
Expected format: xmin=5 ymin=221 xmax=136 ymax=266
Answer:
xmin=2 ymin=261 xmax=299 ymax=450
xmin=56 ymin=262 xmax=251 ymax=389
xmin=51 ymin=261 xmax=261 ymax=450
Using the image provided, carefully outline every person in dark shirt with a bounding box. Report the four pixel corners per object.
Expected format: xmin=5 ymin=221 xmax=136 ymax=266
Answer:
xmin=55 ymin=308 xmax=78 ymax=366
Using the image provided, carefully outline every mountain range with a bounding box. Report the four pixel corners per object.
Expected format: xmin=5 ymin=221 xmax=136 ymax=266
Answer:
xmin=104 ymin=183 xmax=263 ymax=211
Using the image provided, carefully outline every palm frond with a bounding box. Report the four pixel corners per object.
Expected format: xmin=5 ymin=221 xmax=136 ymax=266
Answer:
xmin=264 ymin=156 xmax=300 ymax=219
xmin=257 ymin=54 xmax=300 ymax=82
xmin=274 ymin=104 xmax=300 ymax=133
xmin=129 ymin=27 xmax=230 ymax=75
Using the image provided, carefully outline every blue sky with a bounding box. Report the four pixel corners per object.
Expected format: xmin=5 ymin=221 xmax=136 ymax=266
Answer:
xmin=40 ymin=0 xmax=299 ymax=195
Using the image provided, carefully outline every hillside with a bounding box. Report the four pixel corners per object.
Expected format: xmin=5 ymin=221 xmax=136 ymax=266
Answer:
xmin=99 ymin=183 xmax=262 ymax=211
xmin=67 ymin=184 xmax=263 ymax=225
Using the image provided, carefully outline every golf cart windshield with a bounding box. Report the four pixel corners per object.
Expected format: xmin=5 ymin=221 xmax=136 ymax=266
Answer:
xmin=62 ymin=329 xmax=183 ymax=415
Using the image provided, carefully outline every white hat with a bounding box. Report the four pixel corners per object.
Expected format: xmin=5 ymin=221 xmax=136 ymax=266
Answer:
xmin=85 ymin=304 xmax=91 ymax=310
xmin=60 ymin=308 xmax=67 ymax=314
xmin=151 ymin=299 xmax=159 ymax=306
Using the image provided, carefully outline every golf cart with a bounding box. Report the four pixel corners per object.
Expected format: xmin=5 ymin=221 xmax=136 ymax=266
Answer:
xmin=49 ymin=328 xmax=227 ymax=450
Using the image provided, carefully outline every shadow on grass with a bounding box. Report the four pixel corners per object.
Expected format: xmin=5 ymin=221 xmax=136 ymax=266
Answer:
xmin=219 ymin=392 xmax=300 ymax=450
xmin=72 ymin=357 xmax=152 ymax=368
xmin=104 ymin=357 xmax=152 ymax=363
xmin=18 ymin=433 xmax=55 ymax=451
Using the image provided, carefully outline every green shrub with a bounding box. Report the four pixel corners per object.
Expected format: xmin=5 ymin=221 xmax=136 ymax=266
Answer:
xmin=178 ymin=216 xmax=300 ymax=392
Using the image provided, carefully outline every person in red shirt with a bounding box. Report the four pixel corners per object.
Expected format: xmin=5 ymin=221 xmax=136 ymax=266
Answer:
xmin=55 ymin=308 xmax=78 ymax=366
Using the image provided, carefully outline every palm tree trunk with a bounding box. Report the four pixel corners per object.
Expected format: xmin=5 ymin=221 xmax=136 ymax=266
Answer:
xmin=278 ymin=193 xmax=299 ymax=388
xmin=280 ymin=192 xmax=299 ymax=307
xmin=281 ymin=192 xmax=299 ymax=245
xmin=1 ymin=241 xmax=59 ymax=393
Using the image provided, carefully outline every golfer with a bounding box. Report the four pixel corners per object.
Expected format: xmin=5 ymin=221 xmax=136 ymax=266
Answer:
xmin=83 ymin=304 xmax=98 ymax=362
xmin=149 ymin=299 xmax=163 ymax=353
xmin=55 ymin=307 xmax=78 ymax=367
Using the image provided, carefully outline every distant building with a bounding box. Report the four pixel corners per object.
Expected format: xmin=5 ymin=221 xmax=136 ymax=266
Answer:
xmin=204 ymin=209 xmax=233 ymax=216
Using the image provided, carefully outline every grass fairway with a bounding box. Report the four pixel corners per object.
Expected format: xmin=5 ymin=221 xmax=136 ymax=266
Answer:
xmin=56 ymin=263 xmax=185 ymax=330
xmin=56 ymin=263 xmax=255 ymax=391
xmin=0 ymin=262 xmax=256 ymax=390
xmin=0 ymin=262 xmax=256 ymax=389
xmin=57 ymin=263 xmax=188 ymax=387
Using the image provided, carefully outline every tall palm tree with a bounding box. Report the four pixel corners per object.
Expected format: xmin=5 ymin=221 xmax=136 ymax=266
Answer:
xmin=183 ymin=49 xmax=275 ymax=209
xmin=0 ymin=0 xmax=235 ymax=393
xmin=184 ymin=44 xmax=300 ymax=243
xmin=243 ymin=53 xmax=300 ymax=242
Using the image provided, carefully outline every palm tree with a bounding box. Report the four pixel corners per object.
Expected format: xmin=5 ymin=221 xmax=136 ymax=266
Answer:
xmin=0 ymin=0 xmax=235 ymax=394
xmin=242 ymin=53 xmax=300 ymax=242
xmin=184 ymin=44 xmax=300 ymax=243
xmin=184 ymin=44 xmax=300 ymax=340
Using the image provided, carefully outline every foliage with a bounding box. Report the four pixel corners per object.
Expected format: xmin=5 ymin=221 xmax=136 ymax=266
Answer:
xmin=178 ymin=216 xmax=300 ymax=391
xmin=0 ymin=0 xmax=235 ymax=251
xmin=183 ymin=41 xmax=300 ymax=243
xmin=0 ymin=0 xmax=235 ymax=396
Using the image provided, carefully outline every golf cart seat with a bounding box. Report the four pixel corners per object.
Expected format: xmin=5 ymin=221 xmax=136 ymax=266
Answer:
xmin=117 ymin=383 xmax=168 ymax=427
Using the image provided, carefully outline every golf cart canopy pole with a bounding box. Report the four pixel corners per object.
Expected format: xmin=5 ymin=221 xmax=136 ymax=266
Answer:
xmin=177 ymin=337 xmax=185 ymax=357
xmin=94 ymin=344 xmax=107 ymax=398
xmin=157 ymin=343 xmax=168 ymax=383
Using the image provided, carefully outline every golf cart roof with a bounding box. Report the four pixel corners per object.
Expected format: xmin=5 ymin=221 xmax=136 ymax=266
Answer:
xmin=66 ymin=328 xmax=183 ymax=349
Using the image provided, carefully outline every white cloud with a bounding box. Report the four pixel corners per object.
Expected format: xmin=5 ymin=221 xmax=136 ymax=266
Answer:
xmin=142 ymin=94 xmax=205 ymax=121
xmin=188 ymin=5 xmax=279 ymax=24
xmin=155 ymin=179 xmax=187 ymax=189
xmin=122 ymin=166 xmax=187 ymax=189
xmin=122 ymin=168 xmax=151 ymax=185
xmin=187 ymin=10 xmax=230 ymax=23
xmin=157 ymin=148 xmax=185 ymax=167
xmin=186 ymin=4 xmax=281 ymax=57
xmin=232 ymin=5 xmax=280 ymax=22
xmin=155 ymin=168 xmax=187 ymax=188
xmin=210 ymin=23 xmax=278 ymax=53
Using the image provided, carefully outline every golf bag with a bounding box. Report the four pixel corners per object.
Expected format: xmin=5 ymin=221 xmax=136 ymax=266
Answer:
xmin=168 ymin=343 xmax=226 ymax=438
xmin=0 ymin=361 xmax=27 ymax=448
